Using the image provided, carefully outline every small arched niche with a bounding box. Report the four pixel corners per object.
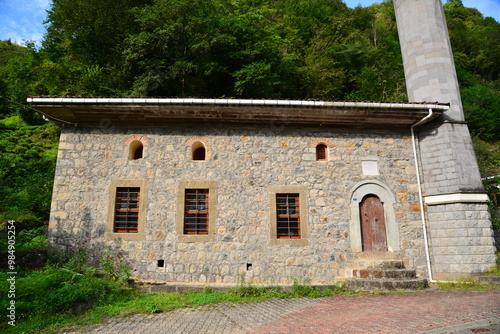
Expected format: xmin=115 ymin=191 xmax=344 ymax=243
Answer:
xmin=128 ymin=140 xmax=144 ymax=160
xmin=316 ymin=143 xmax=328 ymax=161
xmin=192 ymin=141 xmax=206 ymax=160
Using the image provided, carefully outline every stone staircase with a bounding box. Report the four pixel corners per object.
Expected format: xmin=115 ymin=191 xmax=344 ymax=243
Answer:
xmin=345 ymin=260 xmax=429 ymax=292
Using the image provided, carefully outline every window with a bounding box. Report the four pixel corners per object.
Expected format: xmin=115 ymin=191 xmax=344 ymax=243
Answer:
xmin=129 ymin=140 xmax=144 ymax=160
xmin=192 ymin=141 xmax=206 ymax=160
xmin=114 ymin=187 xmax=140 ymax=233
xmin=316 ymin=144 xmax=327 ymax=161
xmin=269 ymin=185 xmax=309 ymax=246
xmin=106 ymin=179 xmax=147 ymax=240
xmin=276 ymin=194 xmax=300 ymax=238
xmin=193 ymin=147 xmax=206 ymax=160
xmin=176 ymin=181 xmax=217 ymax=242
xmin=184 ymin=189 xmax=209 ymax=234
xmin=187 ymin=137 xmax=210 ymax=160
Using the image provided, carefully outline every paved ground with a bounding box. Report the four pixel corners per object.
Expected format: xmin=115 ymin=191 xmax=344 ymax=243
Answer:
xmin=65 ymin=290 xmax=500 ymax=334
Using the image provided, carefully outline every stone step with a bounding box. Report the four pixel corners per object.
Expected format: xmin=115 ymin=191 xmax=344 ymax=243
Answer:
xmin=368 ymin=260 xmax=405 ymax=269
xmin=351 ymin=259 xmax=405 ymax=270
xmin=352 ymin=268 xmax=417 ymax=280
xmin=344 ymin=277 xmax=429 ymax=292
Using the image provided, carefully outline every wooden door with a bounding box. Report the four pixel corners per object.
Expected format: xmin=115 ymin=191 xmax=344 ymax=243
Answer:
xmin=360 ymin=195 xmax=387 ymax=252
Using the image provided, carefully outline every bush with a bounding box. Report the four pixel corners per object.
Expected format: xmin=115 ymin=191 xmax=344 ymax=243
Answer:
xmin=0 ymin=226 xmax=47 ymax=252
xmin=0 ymin=267 xmax=127 ymax=328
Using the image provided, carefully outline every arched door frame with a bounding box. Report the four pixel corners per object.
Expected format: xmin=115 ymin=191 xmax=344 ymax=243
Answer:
xmin=349 ymin=180 xmax=400 ymax=253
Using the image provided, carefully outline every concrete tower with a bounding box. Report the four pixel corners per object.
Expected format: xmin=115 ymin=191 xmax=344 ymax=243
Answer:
xmin=393 ymin=0 xmax=496 ymax=279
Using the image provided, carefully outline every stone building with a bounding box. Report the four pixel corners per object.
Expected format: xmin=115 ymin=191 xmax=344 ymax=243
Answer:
xmin=29 ymin=0 xmax=497 ymax=285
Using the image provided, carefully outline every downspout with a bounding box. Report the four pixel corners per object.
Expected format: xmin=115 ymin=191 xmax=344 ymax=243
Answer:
xmin=410 ymin=108 xmax=434 ymax=282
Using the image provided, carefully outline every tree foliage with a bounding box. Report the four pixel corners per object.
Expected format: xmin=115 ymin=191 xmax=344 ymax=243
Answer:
xmin=0 ymin=117 xmax=59 ymax=227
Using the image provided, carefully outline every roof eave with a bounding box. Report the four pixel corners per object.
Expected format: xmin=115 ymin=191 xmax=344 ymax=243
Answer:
xmin=27 ymin=97 xmax=448 ymax=128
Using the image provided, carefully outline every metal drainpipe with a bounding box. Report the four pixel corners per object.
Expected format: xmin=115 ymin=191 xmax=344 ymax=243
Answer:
xmin=411 ymin=111 xmax=475 ymax=284
xmin=410 ymin=108 xmax=434 ymax=282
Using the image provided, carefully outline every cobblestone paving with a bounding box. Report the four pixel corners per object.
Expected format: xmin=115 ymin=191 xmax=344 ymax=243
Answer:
xmin=64 ymin=291 xmax=500 ymax=334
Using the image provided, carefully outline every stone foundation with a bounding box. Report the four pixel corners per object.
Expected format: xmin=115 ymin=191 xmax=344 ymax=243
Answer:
xmin=426 ymin=202 xmax=497 ymax=279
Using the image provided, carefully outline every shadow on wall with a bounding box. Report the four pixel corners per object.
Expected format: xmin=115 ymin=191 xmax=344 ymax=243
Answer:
xmin=47 ymin=208 xmax=136 ymax=276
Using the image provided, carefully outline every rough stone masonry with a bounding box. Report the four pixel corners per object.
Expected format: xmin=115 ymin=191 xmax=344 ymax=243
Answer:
xmin=47 ymin=123 xmax=427 ymax=284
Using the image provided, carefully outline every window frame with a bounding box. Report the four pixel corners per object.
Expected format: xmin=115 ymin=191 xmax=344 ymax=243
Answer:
xmin=269 ymin=186 xmax=309 ymax=246
xmin=114 ymin=187 xmax=140 ymax=233
xmin=276 ymin=193 xmax=301 ymax=239
xmin=176 ymin=181 xmax=217 ymax=242
xmin=106 ymin=179 xmax=147 ymax=240
xmin=183 ymin=189 xmax=209 ymax=234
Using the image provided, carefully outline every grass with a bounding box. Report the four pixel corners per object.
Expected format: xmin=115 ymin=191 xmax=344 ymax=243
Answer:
xmin=434 ymin=279 xmax=496 ymax=292
xmin=0 ymin=268 xmax=345 ymax=334
xmin=484 ymin=250 xmax=500 ymax=276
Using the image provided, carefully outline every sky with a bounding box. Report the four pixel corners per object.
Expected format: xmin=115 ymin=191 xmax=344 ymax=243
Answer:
xmin=0 ymin=0 xmax=499 ymax=47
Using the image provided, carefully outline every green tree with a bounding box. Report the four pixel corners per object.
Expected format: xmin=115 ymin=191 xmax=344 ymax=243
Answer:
xmin=0 ymin=117 xmax=59 ymax=227
xmin=444 ymin=0 xmax=500 ymax=81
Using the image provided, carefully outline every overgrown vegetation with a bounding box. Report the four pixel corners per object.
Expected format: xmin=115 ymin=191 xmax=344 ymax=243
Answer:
xmin=473 ymin=138 xmax=500 ymax=229
xmin=0 ymin=116 xmax=59 ymax=229
xmin=0 ymin=267 xmax=131 ymax=333
xmin=0 ymin=226 xmax=47 ymax=251
xmin=1 ymin=234 xmax=343 ymax=333
xmin=0 ymin=254 xmax=343 ymax=334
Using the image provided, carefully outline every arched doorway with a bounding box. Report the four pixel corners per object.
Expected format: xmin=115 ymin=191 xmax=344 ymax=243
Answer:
xmin=359 ymin=194 xmax=388 ymax=252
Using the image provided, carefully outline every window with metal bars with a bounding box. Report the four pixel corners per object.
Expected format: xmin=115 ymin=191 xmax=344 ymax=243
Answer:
xmin=114 ymin=187 xmax=140 ymax=233
xmin=316 ymin=144 xmax=327 ymax=161
xmin=276 ymin=193 xmax=301 ymax=238
xmin=184 ymin=189 xmax=209 ymax=234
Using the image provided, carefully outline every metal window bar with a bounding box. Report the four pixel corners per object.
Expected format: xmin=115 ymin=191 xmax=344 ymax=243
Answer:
xmin=114 ymin=187 xmax=140 ymax=233
xmin=184 ymin=189 xmax=209 ymax=234
xmin=276 ymin=193 xmax=301 ymax=239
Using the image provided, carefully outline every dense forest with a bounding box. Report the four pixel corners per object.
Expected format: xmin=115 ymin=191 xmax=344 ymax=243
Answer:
xmin=0 ymin=0 xmax=499 ymax=228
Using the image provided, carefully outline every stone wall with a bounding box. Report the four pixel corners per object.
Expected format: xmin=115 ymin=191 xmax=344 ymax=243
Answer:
xmin=418 ymin=123 xmax=484 ymax=195
xmin=426 ymin=203 xmax=497 ymax=279
xmin=48 ymin=125 xmax=427 ymax=285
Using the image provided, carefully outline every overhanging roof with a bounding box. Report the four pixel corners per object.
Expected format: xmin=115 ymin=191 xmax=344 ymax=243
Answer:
xmin=27 ymin=97 xmax=448 ymax=128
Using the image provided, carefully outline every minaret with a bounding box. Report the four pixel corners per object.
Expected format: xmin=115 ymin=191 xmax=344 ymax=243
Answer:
xmin=393 ymin=0 xmax=496 ymax=279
